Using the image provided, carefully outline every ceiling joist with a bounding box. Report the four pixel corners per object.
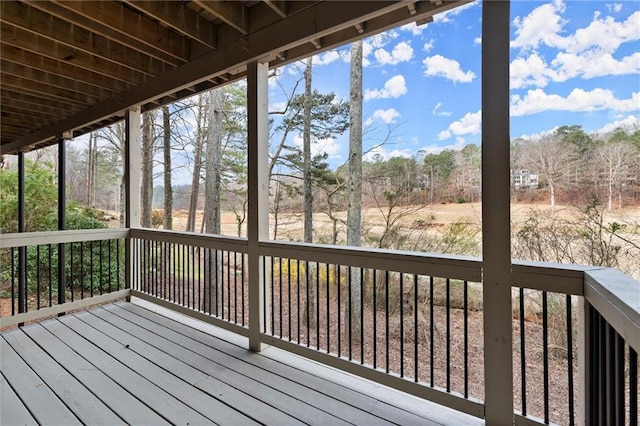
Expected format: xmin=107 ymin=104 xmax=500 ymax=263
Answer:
xmin=193 ymin=0 xmax=249 ymax=35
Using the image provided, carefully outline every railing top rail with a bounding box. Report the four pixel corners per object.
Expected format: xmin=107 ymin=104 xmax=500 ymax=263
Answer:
xmin=511 ymin=260 xmax=604 ymax=296
xmin=585 ymin=268 xmax=640 ymax=352
xmin=130 ymin=227 xmax=249 ymax=253
xmin=0 ymin=228 xmax=129 ymax=249
xmin=259 ymin=240 xmax=483 ymax=282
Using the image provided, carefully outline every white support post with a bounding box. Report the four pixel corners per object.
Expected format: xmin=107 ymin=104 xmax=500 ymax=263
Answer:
xmin=247 ymin=60 xmax=270 ymax=352
xmin=481 ymin=1 xmax=513 ymax=424
xmin=125 ymin=107 xmax=141 ymax=294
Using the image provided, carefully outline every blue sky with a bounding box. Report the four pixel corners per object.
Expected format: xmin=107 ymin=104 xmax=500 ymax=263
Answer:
xmin=269 ymin=0 xmax=640 ymax=168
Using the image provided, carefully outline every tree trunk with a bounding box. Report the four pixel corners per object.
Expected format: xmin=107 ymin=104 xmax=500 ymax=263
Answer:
xmin=141 ymin=111 xmax=155 ymax=228
xmin=202 ymin=89 xmax=224 ymax=314
xmin=302 ymin=57 xmax=317 ymax=327
xmin=162 ymin=106 xmax=173 ymax=230
xmin=346 ymin=40 xmax=363 ymax=344
xmin=186 ymin=95 xmax=206 ymax=232
xmin=549 ymin=182 xmax=556 ymax=212
xmin=204 ymin=89 xmax=223 ymax=235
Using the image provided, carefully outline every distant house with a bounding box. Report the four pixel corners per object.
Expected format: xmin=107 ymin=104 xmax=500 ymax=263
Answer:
xmin=511 ymin=169 xmax=539 ymax=190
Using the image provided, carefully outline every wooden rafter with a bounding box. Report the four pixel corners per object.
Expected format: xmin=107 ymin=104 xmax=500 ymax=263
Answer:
xmin=193 ymin=0 xmax=248 ymax=35
xmin=263 ymin=0 xmax=287 ymax=18
xmin=122 ymin=0 xmax=216 ymax=50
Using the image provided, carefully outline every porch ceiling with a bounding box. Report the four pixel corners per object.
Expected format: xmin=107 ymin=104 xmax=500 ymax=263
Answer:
xmin=0 ymin=0 xmax=467 ymax=155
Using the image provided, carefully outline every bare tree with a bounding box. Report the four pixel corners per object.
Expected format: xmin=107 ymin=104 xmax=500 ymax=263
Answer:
xmin=596 ymin=141 xmax=635 ymax=210
xmin=521 ymin=135 xmax=575 ymax=211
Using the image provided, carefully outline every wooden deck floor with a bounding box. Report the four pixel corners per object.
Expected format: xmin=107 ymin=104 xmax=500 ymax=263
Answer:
xmin=1 ymin=301 xmax=483 ymax=425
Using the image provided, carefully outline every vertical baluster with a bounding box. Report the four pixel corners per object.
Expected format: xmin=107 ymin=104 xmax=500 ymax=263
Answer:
xmin=49 ymin=245 xmax=53 ymax=307
xmin=241 ymin=253 xmax=246 ymax=326
xmin=108 ymin=239 xmax=112 ymax=293
xmin=36 ymin=245 xmax=41 ymax=310
xmin=464 ymin=280 xmax=468 ymax=398
xmin=360 ymin=267 xmax=363 ymax=364
xmin=297 ymin=259 xmax=301 ymax=342
xmin=400 ymin=273 xmax=404 ymax=377
xmin=99 ymin=240 xmax=104 ymax=295
xmin=262 ymin=256 xmax=266 ymax=333
xmin=372 ymin=269 xmax=376 ymax=368
xmin=446 ymin=278 xmax=451 ymax=392
xmin=414 ymin=274 xmax=418 ymax=382
xmin=279 ymin=257 xmax=283 ymax=337
xmin=11 ymin=248 xmax=15 ymax=315
xmin=80 ymin=242 xmax=84 ymax=299
xmin=520 ymin=287 xmax=527 ymax=415
xmin=542 ymin=291 xmax=549 ymax=424
xmin=566 ymin=295 xmax=574 ymax=425
xmin=326 ymin=263 xmax=330 ymax=353
xmin=615 ymin=332 xmax=624 ymax=426
xmin=630 ymin=347 xmax=637 ymax=426
xmin=348 ymin=266 xmax=352 ymax=360
xmin=316 ymin=262 xmax=320 ymax=350
xmin=306 ymin=260 xmax=310 ymax=347
xmin=288 ymin=258 xmax=292 ymax=341
xmin=89 ymin=242 xmax=94 ymax=298
xmin=271 ymin=256 xmax=275 ymax=336
xmin=385 ymin=270 xmax=389 ymax=373
xmin=70 ymin=242 xmax=74 ymax=301
xmin=337 ymin=265 xmax=342 ymax=357
xmin=234 ymin=252 xmax=238 ymax=323
xmin=430 ymin=276 xmax=434 ymax=387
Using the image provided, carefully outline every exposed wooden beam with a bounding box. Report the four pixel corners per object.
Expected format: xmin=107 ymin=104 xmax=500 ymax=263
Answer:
xmin=0 ymin=6 xmax=167 ymax=77
xmin=263 ymin=0 xmax=288 ymax=18
xmin=193 ymin=0 xmax=248 ymax=35
xmin=0 ymin=32 xmax=148 ymax=85
xmin=1 ymin=75 xmax=99 ymax=105
xmin=46 ymin=0 xmax=189 ymax=63
xmin=122 ymin=0 xmax=216 ymax=49
xmin=1 ymin=90 xmax=81 ymax=113
xmin=1 ymin=60 xmax=116 ymax=99
xmin=0 ymin=43 xmax=131 ymax=93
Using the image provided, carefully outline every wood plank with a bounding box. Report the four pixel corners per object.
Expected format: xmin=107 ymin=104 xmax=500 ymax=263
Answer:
xmin=112 ymin=303 xmax=416 ymax=425
xmin=88 ymin=307 xmax=333 ymax=425
xmin=58 ymin=314 xmax=258 ymax=425
xmin=19 ymin=323 xmax=169 ymax=426
xmin=126 ymin=300 xmax=478 ymax=424
xmin=0 ymin=337 xmax=81 ymax=425
xmin=0 ymin=373 xmax=37 ymax=426
xmin=38 ymin=318 xmax=213 ymax=425
xmin=2 ymin=328 xmax=125 ymax=425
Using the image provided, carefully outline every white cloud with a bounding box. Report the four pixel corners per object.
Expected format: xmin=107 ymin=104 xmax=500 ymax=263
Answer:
xmin=433 ymin=0 xmax=480 ymax=24
xmin=511 ymin=0 xmax=567 ymax=50
xmin=473 ymin=37 xmax=482 ymax=45
xmin=292 ymin=134 xmax=341 ymax=158
xmin=419 ymin=138 xmax=468 ymax=155
xmin=423 ymin=55 xmax=475 ymax=83
xmin=432 ymin=103 xmax=452 ymax=117
xmin=606 ymin=3 xmax=623 ymax=14
xmin=313 ymin=50 xmax=341 ymax=66
xmin=592 ymin=115 xmax=640 ymax=135
xmin=510 ymin=88 xmax=640 ymax=116
xmin=269 ymin=101 xmax=288 ymax=113
xmin=401 ymin=22 xmax=427 ymax=36
xmin=423 ymin=39 xmax=435 ymax=52
xmin=364 ymin=75 xmax=407 ymax=100
xmin=552 ymin=51 xmax=640 ymax=80
xmin=374 ymin=41 xmax=414 ymax=65
xmin=363 ymin=146 xmax=413 ymax=162
xmin=510 ymin=53 xmax=554 ymax=89
xmin=438 ymin=110 xmax=481 ymax=140
xmin=512 ymin=1 xmax=639 ymax=55
xmin=366 ymin=108 xmax=401 ymax=126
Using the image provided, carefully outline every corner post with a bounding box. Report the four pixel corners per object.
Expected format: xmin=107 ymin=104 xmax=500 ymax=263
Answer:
xmin=481 ymin=1 xmax=513 ymax=424
xmin=247 ymin=60 xmax=270 ymax=351
xmin=125 ymin=107 xmax=141 ymax=295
